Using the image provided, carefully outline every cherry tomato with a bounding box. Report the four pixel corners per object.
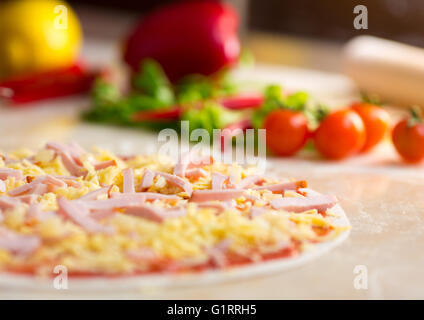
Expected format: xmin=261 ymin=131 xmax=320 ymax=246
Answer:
xmin=314 ymin=109 xmax=366 ymax=160
xmin=264 ymin=109 xmax=309 ymax=156
xmin=392 ymin=117 xmax=424 ymax=163
xmin=351 ymin=102 xmax=391 ymax=152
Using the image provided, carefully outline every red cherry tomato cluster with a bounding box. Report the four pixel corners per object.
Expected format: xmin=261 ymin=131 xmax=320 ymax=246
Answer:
xmin=264 ymin=102 xmax=392 ymax=160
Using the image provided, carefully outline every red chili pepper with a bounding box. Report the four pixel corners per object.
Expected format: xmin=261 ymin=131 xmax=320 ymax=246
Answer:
xmin=0 ymin=63 xmax=99 ymax=105
xmin=132 ymin=93 xmax=263 ymax=122
xmin=123 ymin=1 xmax=240 ymax=82
xmin=218 ymin=93 xmax=264 ymax=110
xmin=131 ymin=107 xmax=182 ymax=122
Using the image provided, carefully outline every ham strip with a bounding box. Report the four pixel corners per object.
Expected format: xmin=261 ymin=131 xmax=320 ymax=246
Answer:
xmin=79 ymin=197 xmax=146 ymax=210
xmin=211 ymin=172 xmax=227 ymax=190
xmin=156 ymin=172 xmax=193 ymax=196
xmin=79 ymin=186 xmax=112 ymax=201
xmin=57 ymin=197 xmax=114 ymax=234
xmin=8 ymin=175 xmax=65 ymax=196
xmin=58 ymin=151 xmax=86 ymax=176
xmin=139 ymin=168 xmax=155 ymax=190
xmin=111 ymin=192 xmax=179 ymax=201
xmin=0 ymin=180 xmax=5 ymax=193
xmin=28 ymin=183 xmax=48 ymax=195
xmin=26 ymin=203 xmax=56 ymax=222
xmin=90 ymin=209 xmax=117 ymax=220
xmin=122 ymin=168 xmax=135 ymax=193
xmin=185 ymin=168 xmax=207 ymax=179
xmin=0 ymin=168 xmax=23 ymax=181
xmin=270 ymin=194 xmax=338 ymax=213
xmin=207 ymin=239 xmax=232 ymax=268
xmin=43 ymin=175 xmax=67 ymax=188
xmin=236 ymin=175 xmax=265 ymax=189
xmin=173 ymin=151 xmax=213 ymax=177
xmin=253 ymin=180 xmax=307 ymax=194
xmin=46 ymin=141 xmax=85 ymax=163
xmin=0 ymin=227 xmax=41 ymax=255
xmin=94 ymin=160 xmax=117 ymax=171
xmin=16 ymin=194 xmax=37 ymax=205
xmin=8 ymin=181 xmax=38 ymax=196
xmin=249 ymin=206 xmax=268 ymax=218
xmin=197 ymin=201 xmax=232 ymax=213
xmin=190 ymin=189 xmax=245 ymax=203
xmin=124 ymin=205 xmax=185 ymax=223
xmin=0 ymin=196 xmax=21 ymax=209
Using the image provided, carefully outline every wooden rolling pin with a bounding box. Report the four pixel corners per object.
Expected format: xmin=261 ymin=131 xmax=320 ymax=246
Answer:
xmin=343 ymin=35 xmax=424 ymax=107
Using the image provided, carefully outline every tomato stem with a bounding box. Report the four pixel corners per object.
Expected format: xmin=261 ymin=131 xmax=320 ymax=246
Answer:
xmin=360 ymin=91 xmax=381 ymax=105
xmin=408 ymin=106 xmax=423 ymax=127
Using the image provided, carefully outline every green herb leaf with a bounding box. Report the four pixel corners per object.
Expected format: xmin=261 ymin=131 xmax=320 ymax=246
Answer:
xmin=132 ymin=59 xmax=175 ymax=106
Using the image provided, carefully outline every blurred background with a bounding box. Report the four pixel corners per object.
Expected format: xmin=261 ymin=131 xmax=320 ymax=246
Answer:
xmin=66 ymin=0 xmax=424 ymax=72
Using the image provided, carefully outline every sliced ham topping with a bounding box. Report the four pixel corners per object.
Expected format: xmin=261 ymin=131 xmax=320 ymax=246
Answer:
xmin=0 ymin=227 xmax=41 ymax=255
xmin=111 ymin=192 xmax=178 ymax=201
xmin=8 ymin=181 xmax=37 ymax=196
xmin=249 ymin=206 xmax=268 ymax=218
xmin=26 ymin=203 xmax=56 ymax=222
xmin=8 ymin=175 xmax=65 ymax=196
xmin=139 ymin=168 xmax=155 ymax=190
xmin=46 ymin=141 xmax=85 ymax=163
xmin=185 ymin=168 xmax=207 ymax=179
xmin=188 ymin=154 xmax=213 ymax=169
xmin=236 ymin=175 xmax=265 ymax=189
xmin=122 ymin=168 xmax=135 ymax=193
xmin=28 ymin=183 xmax=48 ymax=195
xmin=94 ymin=159 xmax=117 ymax=171
xmin=43 ymin=175 xmax=67 ymax=188
xmin=0 ymin=210 xmax=3 ymax=223
xmin=57 ymin=197 xmax=114 ymax=234
xmin=0 ymin=168 xmax=23 ymax=181
xmin=79 ymin=197 xmax=145 ymax=210
xmin=58 ymin=151 xmax=86 ymax=176
xmin=124 ymin=205 xmax=185 ymax=223
xmin=156 ymin=172 xmax=193 ymax=196
xmin=90 ymin=209 xmax=117 ymax=220
xmin=0 ymin=180 xmax=5 ymax=193
xmin=253 ymin=180 xmax=307 ymax=194
xmin=79 ymin=186 xmax=112 ymax=201
xmin=173 ymin=151 xmax=213 ymax=177
xmin=197 ymin=201 xmax=233 ymax=213
xmin=0 ymin=196 xmax=21 ymax=209
xmin=190 ymin=189 xmax=245 ymax=203
xmin=207 ymin=239 xmax=232 ymax=268
xmin=270 ymin=194 xmax=338 ymax=213
xmin=211 ymin=172 xmax=228 ymax=190
xmin=15 ymin=194 xmax=37 ymax=205
xmin=173 ymin=152 xmax=191 ymax=177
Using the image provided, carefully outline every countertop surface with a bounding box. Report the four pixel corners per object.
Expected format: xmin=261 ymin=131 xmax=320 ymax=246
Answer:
xmin=1 ymin=60 xmax=423 ymax=299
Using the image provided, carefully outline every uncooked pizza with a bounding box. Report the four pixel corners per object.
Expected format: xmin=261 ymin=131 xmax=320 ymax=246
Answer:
xmin=0 ymin=142 xmax=349 ymax=277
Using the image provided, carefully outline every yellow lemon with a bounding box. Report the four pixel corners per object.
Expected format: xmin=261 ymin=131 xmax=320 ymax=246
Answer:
xmin=0 ymin=0 xmax=82 ymax=79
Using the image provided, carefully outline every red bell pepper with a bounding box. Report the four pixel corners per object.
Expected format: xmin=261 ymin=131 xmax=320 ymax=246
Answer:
xmin=123 ymin=1 xmax=240 ymax=82
xmin=0 ymin=63 xmax=99 ymax=105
